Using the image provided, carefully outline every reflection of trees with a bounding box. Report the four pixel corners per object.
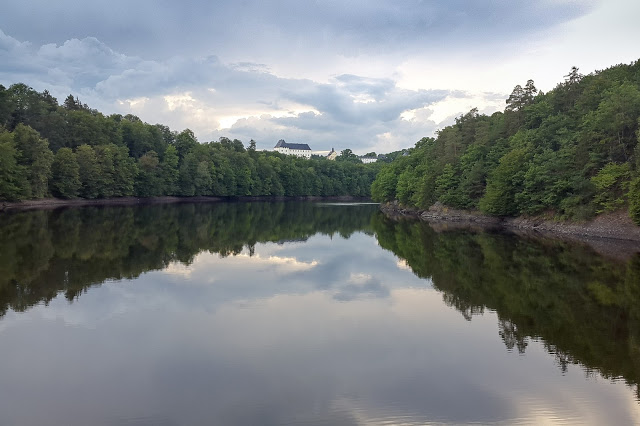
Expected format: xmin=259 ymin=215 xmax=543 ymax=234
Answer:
xmin=372 ymin=214 xmax=640 ymax=397
xmin=498 ymin=318 xmax=528 ymax=354
xmin=442 ymin=293 xmax=484 ymax=321
xmin=0 ymin=202 xmax=378 ymax=317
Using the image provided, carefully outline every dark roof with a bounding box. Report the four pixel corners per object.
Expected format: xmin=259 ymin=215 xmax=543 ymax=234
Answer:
xmin=274 ymin=139 xmax=311 ymax=150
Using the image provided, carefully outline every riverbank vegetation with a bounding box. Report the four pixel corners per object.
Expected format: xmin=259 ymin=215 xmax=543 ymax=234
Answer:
xmin=371 ymin=59 xmax=640 ymax=224
xmin=0 ymin=85 xmax=380 ymax=201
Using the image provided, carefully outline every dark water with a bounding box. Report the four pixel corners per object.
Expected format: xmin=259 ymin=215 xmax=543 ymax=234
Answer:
xmin=1 ymin=201 xmax=639 ymax=425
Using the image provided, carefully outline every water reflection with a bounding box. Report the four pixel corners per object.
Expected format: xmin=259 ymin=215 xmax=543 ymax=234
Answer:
xmin=0 ymin=202 xmax=378 ymax=317
xmin=372 ymin=215 xmax=640 ymax=400
xmin=0 ymin=202 xmax=639 ymax=425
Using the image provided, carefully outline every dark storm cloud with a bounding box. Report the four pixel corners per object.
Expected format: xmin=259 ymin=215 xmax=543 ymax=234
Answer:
xmin=0 ymin=1 xmax=594 ymax=60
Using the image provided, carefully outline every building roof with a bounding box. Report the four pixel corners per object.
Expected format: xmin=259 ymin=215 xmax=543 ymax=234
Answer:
xmin=274 ymin=139 xmax=311 ymax=150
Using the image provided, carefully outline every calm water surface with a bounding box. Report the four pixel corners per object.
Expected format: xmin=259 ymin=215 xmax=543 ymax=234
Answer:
xmin=1 ymin=202 xmax=639 ymax=425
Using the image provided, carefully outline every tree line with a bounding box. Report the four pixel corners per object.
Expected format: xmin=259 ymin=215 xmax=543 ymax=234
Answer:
xmin=0 ymin=84 xmax=380 ymax=201
xmin=371 ymin=60 xmax=640 ymax=223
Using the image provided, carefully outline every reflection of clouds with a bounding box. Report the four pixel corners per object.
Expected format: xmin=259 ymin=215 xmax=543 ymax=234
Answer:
xmin=236 ymin=253 xmax=319 ymax=272
xmin=163 ymin=262 xmax=194 ymax=279
xmin=396 ymin=259 xmax=411 ymax=271
xmin=6 ymin=233 xmax=425 ymax=333
xmin=180 ymin=288 xmax=640 ymax=425
xmin=156 ymin=233 xmax=428 ymax=306
xmin=0 ymin=272 xmax=638 ymax=424
xmin=25 ymin=279 xmax=169 ymax=329
xmin=348 ymin=272 xmax=372 ymax=284
xmin=284 ymin=233 xmax=429 ymax=300
xmin=3 ymin=204 xmax=640 ymax=424
xmin=333 ymin=273 xmax=390 ymax=302
xmin=162 ymin=252 xmax=319 ymax=282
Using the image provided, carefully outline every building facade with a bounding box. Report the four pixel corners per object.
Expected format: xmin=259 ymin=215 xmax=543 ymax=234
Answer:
xmin=273 ymin=139 xmax=312 ymax=159
xmin=326 ymin=148 xmax=338 ymax=160
xmin=359 ymin=156 xmax=378 ymax=164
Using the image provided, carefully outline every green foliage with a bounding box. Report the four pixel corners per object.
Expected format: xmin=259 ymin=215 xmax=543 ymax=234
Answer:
xmin=370 ymin=58 xmax=640 ymax=222
xmin=178 ymin=152 xmax=198 ymax=196
xmin=161 ymin=145 xmax=179 ymax=195
xmin=0 ymin=130 xmax=26 ymax=200
xmin=396 ymin=168 xmax=417 ymax=205
xmin=112 ymin=145 xmax=137 ymax=196
xmin=591 ymin=162 xmax=631 ymax=213
xmin=0 ymin=109 xmax=382 ymax=203
xmin=336 ymin=148 xmax=360 ymax=163
xmin=75 ymin=145 xmax=99 ymax=199
xmin=516 ymin=148 xmax=573 ymax=215
xmin=371 ymin=165 xmax=398 ymax=202
xmin=580 ymin=82 xmax=640 ymax=165
xmin=94 ymin=145 xmax=116 ymax=198
xmin=0 ymin=81 xmax=383 ymax=202
xmin=51 ymin=148 xmax=80 ymax=198
xmin=479 ymin=148 xmax=528 ymax=216
xmin=135 ymin=150 xmax=162 ymax=197
xmin=13 ymin=123 xmax=53 ymax=198
xmin=195 ymin=161 xmax=213 ymax=195
xmin=435 ymin=163 xmax=463 ymax=207
xmin=632 ymin=178 xmax=640 ymax=225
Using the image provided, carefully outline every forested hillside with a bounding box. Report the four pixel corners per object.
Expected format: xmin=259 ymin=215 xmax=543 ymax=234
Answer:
xmin=0 ymin=84 xmax=379 ymax=201
xmin=371 ymin=60 xmax=640 ymax=224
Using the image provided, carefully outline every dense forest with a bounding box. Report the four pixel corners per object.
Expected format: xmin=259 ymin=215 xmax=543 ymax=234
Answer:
xmin=371 ymin=60 xmax=640 ymax=224
xmin=0 ymin=84 xmax=380 ymax=201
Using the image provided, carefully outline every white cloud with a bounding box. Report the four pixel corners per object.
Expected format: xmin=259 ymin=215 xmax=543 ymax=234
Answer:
xmin=1 ymin=0 xmax=638 ymax=153
xmin=3 ymin=30 xmax=456 ymax=152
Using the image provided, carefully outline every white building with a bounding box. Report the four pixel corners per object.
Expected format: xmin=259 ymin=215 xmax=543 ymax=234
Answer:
xmin=359 ymin=156 xmax=378 ymax=164
xmin=274 ymin=139 xmax=312 ymax=159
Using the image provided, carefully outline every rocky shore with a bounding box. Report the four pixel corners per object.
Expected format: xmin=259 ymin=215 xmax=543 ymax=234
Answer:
xmin=380 ymin=203 xmax=640 ymax=244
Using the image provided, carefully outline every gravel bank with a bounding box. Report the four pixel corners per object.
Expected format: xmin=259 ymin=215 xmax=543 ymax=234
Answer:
xmin=380 ymin=201 xmax=640 ymax=243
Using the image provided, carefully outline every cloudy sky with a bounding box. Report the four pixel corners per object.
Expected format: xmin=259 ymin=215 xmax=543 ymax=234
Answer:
xmin=1 ymin=0 xmax=639 ymax=153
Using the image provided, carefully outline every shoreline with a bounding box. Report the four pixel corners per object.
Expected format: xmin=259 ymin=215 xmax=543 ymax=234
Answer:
xmin=379 ymin=201 xmax=640 ymax=259
xmin=0 ymin=195 xmax=372 ymax=212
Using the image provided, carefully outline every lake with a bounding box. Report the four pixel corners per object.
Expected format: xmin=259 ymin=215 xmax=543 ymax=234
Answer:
xmin=1 ymin=201 xmax=639 ymax=425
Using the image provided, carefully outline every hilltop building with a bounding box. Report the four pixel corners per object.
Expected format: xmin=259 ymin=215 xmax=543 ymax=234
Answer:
xmin=274 ymin=139 xmax=312 ymax=159
xmin=359 ymin=155 xmax=377 ymax=164
xmin=327 ymin=148 xmax=338 ymax=161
